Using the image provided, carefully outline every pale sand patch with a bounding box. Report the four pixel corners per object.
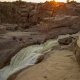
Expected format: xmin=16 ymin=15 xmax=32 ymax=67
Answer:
xmin=14 ymin=50 xmax=80 ymax=80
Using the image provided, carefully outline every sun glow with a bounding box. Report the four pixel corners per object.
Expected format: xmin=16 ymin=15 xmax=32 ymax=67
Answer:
xmin=55 ymin=0 xmax=78 ymax=3
xmin=55 ymin=0 xmax=67 ymax=2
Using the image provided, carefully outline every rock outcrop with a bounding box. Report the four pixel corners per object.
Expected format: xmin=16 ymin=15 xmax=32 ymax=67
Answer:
xmin=0 ymin=32 xmax=47 ymax=69
xmin=0 ymin=15 xmax=80 ymax=69
xmin=74 ymin=36 xmax=80 ymax=65
xmin=58 ymin=36 xmax=72 ymax=45
xmin=26 ymin=15 xmax=80 ymax=34
xmin=0 ymin=1 xmax=80 ymax=80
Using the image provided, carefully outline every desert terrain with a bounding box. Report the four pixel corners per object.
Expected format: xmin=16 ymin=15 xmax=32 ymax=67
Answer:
xmin=0 ymin=1 xmax=80 ymax=80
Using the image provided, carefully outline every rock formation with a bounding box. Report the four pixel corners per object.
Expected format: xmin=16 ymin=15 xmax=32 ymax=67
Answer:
xmin=73 ymin=36 xmax=80 ymax=65
xmin=0 ymin=1 xmax=80 ymax=80
xmin=58 ymin=36 xmax=72 ymax=45
xmin=0 ymin=15 xmax=80 ymax=69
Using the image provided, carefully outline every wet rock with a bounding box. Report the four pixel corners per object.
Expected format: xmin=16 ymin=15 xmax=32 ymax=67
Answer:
xmin=58 ymin=36 xmax=72 ymax=45
xmin=35 ymin=54 xmax=44 ymax=64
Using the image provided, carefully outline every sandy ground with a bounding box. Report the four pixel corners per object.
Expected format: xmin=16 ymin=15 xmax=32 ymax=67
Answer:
xmin=14 ymin=50 xmax=80 ymax=80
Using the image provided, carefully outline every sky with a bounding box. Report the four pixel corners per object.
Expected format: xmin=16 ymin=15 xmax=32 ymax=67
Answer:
xmin=0 ymin=0 xmax=80 ymax=3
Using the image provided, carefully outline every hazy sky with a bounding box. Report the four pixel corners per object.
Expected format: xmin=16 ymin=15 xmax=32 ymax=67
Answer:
xmin=0 ymin=0 xmax=80 ymax=3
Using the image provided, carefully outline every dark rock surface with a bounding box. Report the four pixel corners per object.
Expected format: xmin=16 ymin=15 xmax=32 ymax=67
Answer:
xmin=58 ymin=36 xmax=72 ymax=45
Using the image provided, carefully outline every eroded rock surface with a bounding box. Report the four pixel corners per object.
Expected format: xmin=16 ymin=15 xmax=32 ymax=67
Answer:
xmin=73 ymin=36 xmax=80 ymax=65
xmin=0 ymin=32 xmax=47 ymax=69
xmin=0 ymin=15 xmax=80 ymax=69
xmin=58 ymin=36 xmax=73 ymax=45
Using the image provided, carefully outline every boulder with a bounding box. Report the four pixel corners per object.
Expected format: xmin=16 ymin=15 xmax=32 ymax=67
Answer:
xmin=35 ymin=54 xmax=44 ymax=64
xmin=58 ymin=36 xmax=72 ymax=45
